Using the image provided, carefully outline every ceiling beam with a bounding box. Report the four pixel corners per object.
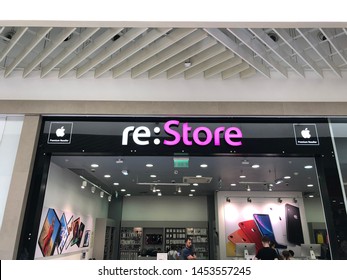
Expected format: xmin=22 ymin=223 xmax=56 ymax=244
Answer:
xmin=58 ymin=28 xmax=123 ymax=78
xmin=227 ymin=28 xmax=288 ymax=78
xmin=41 ymin=28 xmax=99 ymax=78
xmin=273 ymin=28 xmax=324 ymax=78
xmin=23 ymin=28 xmax=76 ymax=78
xmin=167 ymin=43 xmax=226 ymax=79
xmin=5 ymin=27 xmax=52 ymax=78
xmin=0 ymin=27 xmax=28 ymax=63
xmin=240 ymin=67 xmax=256 ymax=79
xmin=112 ymin=28 xmax=196 ymax=78
xmin=148 ymin=37 xmax=217 ymax=79
xmin=249 ymin=28 xmax=305 ymax=78
xmin=204 ymin=28 xmax=270 ymax=78
xmin=204 ymin=56 xmax=242 ymax=78
xmin=222 ymin=62 xmax=250 ymax=80
xmin=132 ymin=29 xmax=207 ymax=79
xmin=79 ymin=28 xmax=155 ymax=78
xmin=296 ymin=28 xmax=342 ymax=78
xmin=184 ymin=50 xmax=234 ymax=79
xmin=319 ymin=28 xmax=347 ymax=66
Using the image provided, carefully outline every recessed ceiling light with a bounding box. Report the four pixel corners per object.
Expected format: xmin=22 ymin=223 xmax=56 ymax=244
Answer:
xmin=230 ymin=183 xmax=236 ymax=186
xmin=252 ymin=164 xmax=260 ymax=168
xmin=247 ymin=186 xmax=251 ymax=191
xmin=120 ymin=189 xmax=126 ymax=192
xmin=308 ymin=194 xmax=314 ymax=198
xmin=116 ymin=159 xmax=123 ymax=164
xmin=196 ymin=175 xmax=202 ymax=178
xmin=91 ymin=164 xmax=99 ymax=168
xmin=104 ymin=174 xmax=111 ymax=178
xmin=189 ymin=194 xmax=193 ymax=196
xmin=242 ymin=159 xmax=249 ymax=165
xmin=121 ymin=170 xmax=128 ymax=176
xmin=307 ymin=184 xmax=314 ymax=187
xmin=193 ymin=183 xmax=199 ymax=186
xmin=240 ymin=175 xmax=246 ymax=178
xmin=113 ymin=182 xmax=119 ymax=186
xmin=150 ymin=174 xmax=156 ymax=178
xmin=284 ymin=176 xmax=291 ymax=179
xmin=304 ymin=165 xmax=313 ymax=169
xmin=293 ymin=172 xmax=299 ymax=175
xmin=190 ymin=189 xmax=195 ymax=192
xmin=200 ymin=164 xmax=208 ymax=168
xmin=157 ymin=192 xmax=162 ymax=196
xmin=146 ymin=163 xmax=153 ymax=167
xmin=126 ymin=194 xmax=131 ymax=196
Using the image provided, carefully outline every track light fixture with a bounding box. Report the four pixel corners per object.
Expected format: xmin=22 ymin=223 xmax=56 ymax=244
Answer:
xmin=246 ymin=185 xmax=251 ymax=192
xmin=247 ymin=197 xmax=252 ymax=203
xmin=121 ymin=170 xmax=129 ymax=176
xmin=81 ymin=180 xmax=87 ymax=189
xmin=293 ymin=197 xmax=298 ymax=203
xmin=91 ymin=186 xmax=96 ymax=193
xmin=100 ymin=191 xmax=104 ymax=198
xmin=268 ymin=185 xmax=273 ymax=191
xmin=178 ymin=187 xmax=182 ymax=193
xmin=278 ymin=197 xmax=283 ymax=203
xmin=108 ymin=195 xmax=112 ymax=202
xmin=226 ymin=197 xmax=231 ymax=203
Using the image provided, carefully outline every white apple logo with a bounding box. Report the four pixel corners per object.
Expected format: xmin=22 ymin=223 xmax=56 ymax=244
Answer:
xmin=56 ymin=126 xmax=65 ymax=137
xmin=301 ymin=128 xmax=311 ymax=139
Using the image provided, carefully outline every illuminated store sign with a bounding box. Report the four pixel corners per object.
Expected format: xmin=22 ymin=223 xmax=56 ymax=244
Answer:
xmin=122 ymin=120 xmax=242 ymax=147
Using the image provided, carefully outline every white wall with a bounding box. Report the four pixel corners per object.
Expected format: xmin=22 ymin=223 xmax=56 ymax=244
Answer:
xmin=40 ymin=162 xmax=109 ymax=260
xmin=122 ymin=195 xmax=208 ymax=222
xmin=303 ymin=197 xmax=325 ymax=223
xmin=0 ymin=115 xmax=23 ymax=230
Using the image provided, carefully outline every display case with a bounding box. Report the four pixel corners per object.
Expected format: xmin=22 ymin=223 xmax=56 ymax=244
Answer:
xmin=119 ymin=227 xmax=143 ymax=260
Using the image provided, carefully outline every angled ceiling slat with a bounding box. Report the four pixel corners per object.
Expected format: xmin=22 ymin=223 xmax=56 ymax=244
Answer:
xmin=90 ymin=28 xmax=170 ymax=78
xmin=204 ymin=28 xmax=270 ymax=78
xmin=5 ymin=27 xmax=52 ymax=77
xmin=112 ymin=28 xmax=196 ymax=78
xmin=227 ymin=28 xmax=288 ymax=78
xmin=23 ymin=27 xmax=76 ymax=78
xmin=167 ymin=43 xmax=226 ymax=79
xmin=0 ymin=27 xmax=28 ymax=63
xmin=249 ymin=28 xmax=305 ymax=78
xmin=184 ymin=50 xmax=234 ymax=79
xmin=148 ymin=37 xmax=217 ymax=79
xmin=319 ymin=28 xmax=347 ymax=65
xmin=58 ymin=28 xmax=123 ymax=78
xmin=204 ymin=56 xmax=242 ymax=78
xmin=296 ymin=28 xmax=342 ymax=78
xmin=240 ymin=67 xmax=256 ymax=79
xmin=222 ymin=62 xmax=250 ymax=79
xmin=273 ymin=28 xmax=324 ymax=78
xmin=132 ymin=29 xmax=207 ymax=79
xmin=41 ymin=28 xmax=99 ymax=78
xmin=78 ymin=27 xmax=152 ymax=78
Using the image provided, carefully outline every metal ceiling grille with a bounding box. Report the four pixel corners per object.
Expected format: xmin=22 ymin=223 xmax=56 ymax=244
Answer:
xmin=0 ymin=26 xmax=346 ymax=79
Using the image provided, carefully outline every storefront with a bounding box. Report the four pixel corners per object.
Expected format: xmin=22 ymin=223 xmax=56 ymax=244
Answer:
xmin=17 ymin=115 xmax=347 ymax=260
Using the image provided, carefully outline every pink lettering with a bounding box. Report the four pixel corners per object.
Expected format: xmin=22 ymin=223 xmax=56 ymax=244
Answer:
xmin=193 ymin=126 xmax=213 ymax=146
xmin=163 ymin=120 xmax=181 ymax=146
xmin=224 ymin=127 xmax=242 ymax=146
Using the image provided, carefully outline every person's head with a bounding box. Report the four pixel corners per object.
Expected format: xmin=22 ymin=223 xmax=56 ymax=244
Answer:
xmin=269 ymin=240 xmax=276 ymax=248
xmin=288 ymin=250 xmax=295 ymax=257
xmin=282 ymin=250 xmax=290 ymax=260
xmin=185 ymin=238 xmax=193 ymax=248
xmin=261 ymin=236 xmax=271 ymax=247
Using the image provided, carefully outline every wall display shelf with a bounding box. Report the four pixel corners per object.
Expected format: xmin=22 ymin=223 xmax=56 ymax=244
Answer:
xmin=120 ymin=227 xmax=143 ymax=260
xmin=186 ymin=227 xmax=209 ymax=259
xmin=165 ymin=227 xmax=186 ymax=252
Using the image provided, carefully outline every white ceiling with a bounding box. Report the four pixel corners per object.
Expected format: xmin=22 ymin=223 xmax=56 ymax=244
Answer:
xmin=1 ymin=26 xmax=346 ymax=80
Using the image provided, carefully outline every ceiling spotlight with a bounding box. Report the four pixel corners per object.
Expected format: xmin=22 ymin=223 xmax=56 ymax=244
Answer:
xmin=108 ymin=195 xmax=112 ymax=202
xmin=268 ymin=185 xmax=273 ymax=191
xmin=247 ymin=185 xmax=251 ymax=192
xmin=278 ymin=197 xmax=283 ymax=203
xmin=178 ymin=187 xmax=182 ymax=193
xmin=252 ymin=164 xmax=260 ymax=168
xmin=275 ymin=179 xmax=283 ymax=185
xmin=157 ymin=192 xmax=162 ymax=196
xmin=100 ymin=191 xmax=104 ymax=198
xmin=81 ymin=180 xmax=87 ymax=189
xmin=91 ymin=164 xmax=99 ymax=168
xmin=121 ymin=170 xmax=129 ymax=176
xmin=242 ymin=159 xmax=249 ymax=165
xmin=116 ymin=158 xmax=124 ymax=164
xmin=4 ymin=30 xmax=16 ymax=41
xmin=293 ymin=197 xmax=298 ymax=203
xmin=184 ymin=60 xmax=192 ymax=67
xmin=267 ymin=31 xmax=279 ymax=42
xmin=91 ymin=186 xmax=96 ymax=193
xmin=226 ymin=197 xmax=231 ymax=203
xmin=247 ymin=197 xmax=252 ymax=203
xmin=152 ymin=186 xmax=156 ymax=193
xmin=200 ymin=164 xmax=208 ymax=168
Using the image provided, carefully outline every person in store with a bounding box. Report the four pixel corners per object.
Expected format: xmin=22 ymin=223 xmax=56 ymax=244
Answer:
xmin=255 ymin=236 xmax=279 ymax=260
xmin=181 ymin=238 xmax=197 ymax=260
xmin=167 ymin=245 xmax=180 ymax=260
xmin=288 ymin=250 xmax=295 ymax=259
xmin=281 ymin=250 xmax=291 ymax=260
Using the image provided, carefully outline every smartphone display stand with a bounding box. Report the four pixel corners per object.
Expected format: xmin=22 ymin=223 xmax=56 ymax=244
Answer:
xmin=243 ymin=249 xmax=249 ymax=260
xmin=309 ymin=249 xmax=316 ymax=260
